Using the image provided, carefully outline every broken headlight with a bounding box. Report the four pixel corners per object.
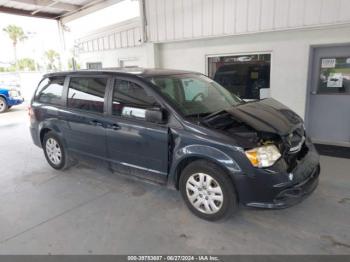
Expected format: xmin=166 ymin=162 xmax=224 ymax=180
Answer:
xmin=245 ymin=145 xmax=281 ymax=168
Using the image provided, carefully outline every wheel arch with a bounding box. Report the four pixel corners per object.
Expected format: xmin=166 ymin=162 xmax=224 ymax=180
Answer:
xmin=170 ymin=145 xmax=241 ymax=192
xmin=38 ymin=122 xmax=65 ymax=147
xmin=39 ymin=127 xmax=52 ymax=145
xmin=0 ymin=94 xmax=8 ymax=103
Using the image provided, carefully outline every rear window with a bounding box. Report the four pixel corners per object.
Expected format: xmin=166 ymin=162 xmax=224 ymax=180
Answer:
xmin=36 ymin=77 xmax=65 ymax=105
xmin=67 ymin=77 xmax=107 ymax=114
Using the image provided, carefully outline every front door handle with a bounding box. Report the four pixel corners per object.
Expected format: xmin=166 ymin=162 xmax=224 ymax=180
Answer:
xmin=106 ymin=123 xmax=120 ymax=130
xmin=89 ymin=120 xmax=103 ymax=127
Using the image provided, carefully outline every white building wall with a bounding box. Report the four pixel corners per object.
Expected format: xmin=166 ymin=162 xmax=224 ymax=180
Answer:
xmin=145 ymin=0 xmax=350 ymax=42
xmin=157 ymin=25 xmax=350 ymax=118
xmin=73 ymin=0 xmax=350 ymax=118
xmin=77 ymin=18 xmax=143 ymax=51
xmin=76 ymin=18 xmax=153 ymax=68
xmin=78 ymin=45 xmax=147 ymax=68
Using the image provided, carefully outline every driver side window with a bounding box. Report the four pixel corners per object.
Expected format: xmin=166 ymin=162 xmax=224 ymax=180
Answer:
xmin=112 ymin=79 xmax=157 ymax=119
xmin=182 ymin=78 xmax=208 ymax=101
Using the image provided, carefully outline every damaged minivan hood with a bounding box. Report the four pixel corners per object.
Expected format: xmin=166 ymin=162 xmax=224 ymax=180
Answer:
xmin=203 ymin=98 xmax=303 ymax=136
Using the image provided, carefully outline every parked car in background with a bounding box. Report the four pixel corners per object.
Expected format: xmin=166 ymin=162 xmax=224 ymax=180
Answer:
xmin=29 ymin=68 xmax=320 ymax=221
xmin=213 ymin=63 xmax=270 ymax=100
xmin=0 ymin=85 xmax=24 ymax=113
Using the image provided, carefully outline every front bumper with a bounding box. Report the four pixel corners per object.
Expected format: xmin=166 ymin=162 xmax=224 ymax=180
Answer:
xmin=246 ymin=164 xmax=320 ymax=208
xmin=7 ymin=96 xmax=24 ymax=106
xmin=234 ymin=139 xmax=320 ymax=209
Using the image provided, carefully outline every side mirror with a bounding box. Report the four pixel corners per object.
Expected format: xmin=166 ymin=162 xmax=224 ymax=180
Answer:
xmin=145 ymin=107 xmax=166 ymax=124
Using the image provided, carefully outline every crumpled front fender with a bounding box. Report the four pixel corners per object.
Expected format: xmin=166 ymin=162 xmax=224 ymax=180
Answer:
xmin=168 ymin=144 xmax=242 ymax=188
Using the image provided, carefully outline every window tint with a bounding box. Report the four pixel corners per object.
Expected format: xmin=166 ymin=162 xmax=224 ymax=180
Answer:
xmin=67 ymin=77 xmax=107 ymax=113
xmin=36 ymin=77 xmax=64 ymax=105
xmin=112 ymin=79 xmax=156 ymax=117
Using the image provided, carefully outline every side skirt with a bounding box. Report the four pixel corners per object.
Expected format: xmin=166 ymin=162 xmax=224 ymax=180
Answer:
xmin=68 ymin=149 xmax=169 ymax=185
xmin=110 ymin=162 xmax=168 ymax=185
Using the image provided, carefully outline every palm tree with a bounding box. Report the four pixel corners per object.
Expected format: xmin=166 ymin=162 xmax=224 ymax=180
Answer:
xmin=44 ymin=49 xmax=61 ymax=71
xmin=3 ymin=25 xmax=27 ymax=68
xmin=17 ymin=58 xmax=36 ymax=71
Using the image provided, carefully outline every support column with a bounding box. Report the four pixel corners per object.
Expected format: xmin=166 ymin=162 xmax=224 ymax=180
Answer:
xmin=145 ymin=43 xmax=160 ymax=68
xmin=57 ymin=20 xmax=69 ymax=70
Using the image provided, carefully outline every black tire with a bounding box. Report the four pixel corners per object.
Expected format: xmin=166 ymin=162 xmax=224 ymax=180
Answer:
xmin=43 ymin=132 xmax=69 ymax=170
xmin=0 ymin=97 xmax=8 ymax=113
xmin=179 ymin=160 xmax=238 ymax=221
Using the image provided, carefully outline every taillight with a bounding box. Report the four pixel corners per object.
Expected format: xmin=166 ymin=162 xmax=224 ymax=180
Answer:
xmin=28 ymin=106 xmax=34 ymax=119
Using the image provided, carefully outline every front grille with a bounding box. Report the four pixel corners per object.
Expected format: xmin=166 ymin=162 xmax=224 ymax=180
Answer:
xmin=285 ymin=143 xmax=309 ymax=172
xmin=289 ymin=127 xmax=305 ymax=153
xmin=283 ymin=126 xmax=308 ymax=172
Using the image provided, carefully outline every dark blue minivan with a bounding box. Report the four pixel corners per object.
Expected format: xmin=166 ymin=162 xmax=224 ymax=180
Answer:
xmin=30 ymin=68 xmax=320 ymax=221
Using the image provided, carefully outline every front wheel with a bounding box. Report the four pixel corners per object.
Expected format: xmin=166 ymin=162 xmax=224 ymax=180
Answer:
xmin=0 ymin=97 xmax=8 ymax=113
xmin=179 ymin=160 xmax=238 ymax=221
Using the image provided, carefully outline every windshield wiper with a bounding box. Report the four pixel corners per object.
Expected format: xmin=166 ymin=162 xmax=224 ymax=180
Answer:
xmin=186 ymin=112 xmax=213 ymax=119
xmin=187 ymin=112 xmax=212 ymax=118
xmin=202 ymin=109 xmax=227 ymax=120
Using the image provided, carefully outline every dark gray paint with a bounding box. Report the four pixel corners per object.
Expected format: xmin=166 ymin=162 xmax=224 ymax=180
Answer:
xmin=30 ymin=69 xmax=320 ymax=207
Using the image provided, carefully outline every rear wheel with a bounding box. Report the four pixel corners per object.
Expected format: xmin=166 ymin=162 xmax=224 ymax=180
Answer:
xmin=179 ymin=160 xmax=238 ymax=221
xmin=43 ymin=132 xmax=68 ymax=170
xmin=0 ymin=97 xmax=8 ymax=113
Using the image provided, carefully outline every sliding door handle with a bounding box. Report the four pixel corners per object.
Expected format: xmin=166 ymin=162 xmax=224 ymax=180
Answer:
xmin=89 ymin=120 xmax=103 ymax=127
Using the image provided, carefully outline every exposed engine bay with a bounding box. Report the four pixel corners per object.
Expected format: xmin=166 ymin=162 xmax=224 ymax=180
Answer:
xmin=198 ymin=99 xmax=308 ymax=171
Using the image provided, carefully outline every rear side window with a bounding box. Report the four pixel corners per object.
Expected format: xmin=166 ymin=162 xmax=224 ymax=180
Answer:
xmin=67 ymin=77 xmax=107 ymax=113
xmin=112 ymin=79 xmax=156 ymax=117
xmin=36 ymin=77 xmax=64 ymax=105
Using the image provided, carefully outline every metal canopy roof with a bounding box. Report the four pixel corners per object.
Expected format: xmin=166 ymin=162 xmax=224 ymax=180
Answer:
xmin=0 ymin=0 xmax=106 ymax=20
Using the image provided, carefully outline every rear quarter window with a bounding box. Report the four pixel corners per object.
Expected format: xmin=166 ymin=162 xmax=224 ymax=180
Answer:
xmin=35 ymin=77 xmax=65 ymax=105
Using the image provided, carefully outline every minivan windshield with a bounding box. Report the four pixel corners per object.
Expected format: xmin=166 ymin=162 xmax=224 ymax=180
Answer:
xmin=149 ymin=74 xmax=243 ymax=117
